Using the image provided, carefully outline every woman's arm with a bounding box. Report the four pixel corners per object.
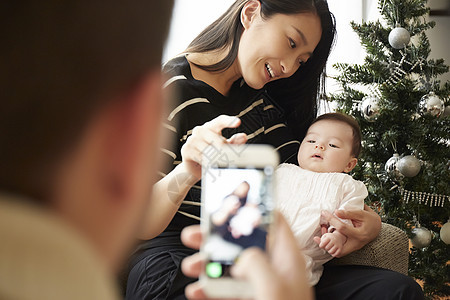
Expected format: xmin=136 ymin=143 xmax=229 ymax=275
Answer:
xmin=138 ymin=162 xmax=199 ymax=239
xmin=320 ymin=204 xmax=381 ymax=257
xmin=138 ymin=115 xmax=248 ymax=239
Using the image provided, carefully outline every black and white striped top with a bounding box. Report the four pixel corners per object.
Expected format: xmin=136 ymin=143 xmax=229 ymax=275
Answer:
xmin=158 ymin=55 xmax=301 ymax=233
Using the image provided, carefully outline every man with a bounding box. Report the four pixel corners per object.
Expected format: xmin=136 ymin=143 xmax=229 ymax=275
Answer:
xmin=0 ymin=1 xmax=314 ymax=300
xmin=0 ymin=1 xmax=173 ymax=299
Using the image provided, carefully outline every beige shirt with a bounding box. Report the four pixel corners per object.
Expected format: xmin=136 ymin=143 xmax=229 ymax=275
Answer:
xmin=0 ymin=194 xmax=119 ymax=300
xmin=276 ymin=164 xmax=367 ymax=286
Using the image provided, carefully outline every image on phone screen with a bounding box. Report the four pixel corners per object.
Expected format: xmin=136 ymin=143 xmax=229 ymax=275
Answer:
xmin=202 ymin=166 xmax=275 ymax=279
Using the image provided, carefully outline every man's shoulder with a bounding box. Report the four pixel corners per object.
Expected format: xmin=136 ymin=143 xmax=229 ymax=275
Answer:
xmin=0 ymin=195 xmax=119 ymax=300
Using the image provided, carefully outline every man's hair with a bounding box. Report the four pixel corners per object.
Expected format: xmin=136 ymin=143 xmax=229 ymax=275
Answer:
xmin=0 ymin=1 xmax=174 ymax=202
xmin=310 ymin=113 xmax=362 ymax=158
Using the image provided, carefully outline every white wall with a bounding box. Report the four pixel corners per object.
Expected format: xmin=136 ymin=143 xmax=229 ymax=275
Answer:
xmin=163 ymin=0 xmax=235 ymax=62
xmin=325 ymin=0 xmax=368 ymax=100
xmin=427 ymin=0 xmax=450 ymax=84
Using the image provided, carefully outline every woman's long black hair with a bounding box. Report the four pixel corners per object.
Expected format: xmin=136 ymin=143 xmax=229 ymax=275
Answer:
xmin=186 ymin=0 xmax=336 ymax=141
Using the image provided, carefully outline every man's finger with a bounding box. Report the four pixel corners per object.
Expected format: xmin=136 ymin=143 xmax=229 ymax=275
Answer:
xmin=181 ymin=225 xmax=202 ymax=250
xmin=270 ymin=212 xmax=309 ymax=285
xmin=185 ymin=281 xmax=208 ymax=300
xmin=181 ymin=252 xmax=205 ymax=278
xmin=231 ymin=248 xmax=278 ymax=299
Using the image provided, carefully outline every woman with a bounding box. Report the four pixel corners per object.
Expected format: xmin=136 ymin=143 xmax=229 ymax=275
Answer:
xmin=126 ymin=1 xmax=423 ymax=299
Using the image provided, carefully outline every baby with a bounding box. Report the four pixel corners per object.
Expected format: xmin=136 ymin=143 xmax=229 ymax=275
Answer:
xmin=275 ymin=112 xmax=367 ymax=286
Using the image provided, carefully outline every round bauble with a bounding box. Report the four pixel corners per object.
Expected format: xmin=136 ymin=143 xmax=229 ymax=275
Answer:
xmin=360 ymin=96 xmax=381 ymax=122
xmin=418 ymin=92 xmax=445 ymax=117
xmin=388 ymin=27 xmax=410 ymax=49
xmin=440 ymin=221 xmax=450 ymax=244
xmin=440 ymin=105 xmax=450 ymax=118
xmin=385 ymin=153 xmax=403 ymax=179
xmin=411 ymin=227 xmax=432 ymax=248
xmin=397 ymin=155 xmax=421 ymax=177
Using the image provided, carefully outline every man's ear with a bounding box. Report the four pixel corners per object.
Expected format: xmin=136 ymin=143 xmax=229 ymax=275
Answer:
xmin=100 ymin=70 xmax=163 ymax=204
xmin=343 ymin=157 xmax=358 ymax=173
xmin=241 ymin=0 xmax=261 ymax=30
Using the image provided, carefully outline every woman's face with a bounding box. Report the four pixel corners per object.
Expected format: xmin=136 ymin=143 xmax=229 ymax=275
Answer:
xmin=238 ymin=3 xmax=322 ymax=89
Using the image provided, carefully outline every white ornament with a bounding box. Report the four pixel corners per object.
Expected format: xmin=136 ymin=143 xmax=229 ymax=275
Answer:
xmin=411 ymin=226 xmax=432 ymax=248
xmin=440 ymin=220 xmax=450 ymax=244
xmin=385 ymin=153 xmax=403 ymax=179
xmin=360 ymin=96 xmax=381 ymax=122
xmin=397 ymin=155 xmax=421 ymax=177
xmin=388 ymin=27 xmax=411 ymax=49
xmin=418 ymin=92 xmax=445 ymax=117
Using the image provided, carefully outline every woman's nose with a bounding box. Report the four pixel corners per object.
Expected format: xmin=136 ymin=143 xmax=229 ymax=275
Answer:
xmin=315 ymin=145 xmax=325 ymax=150
xmin=281 ymin=58 xmax=298 ymax=77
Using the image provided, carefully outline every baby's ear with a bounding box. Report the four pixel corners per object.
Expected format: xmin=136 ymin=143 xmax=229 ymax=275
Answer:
xmin=343 ymin=157 xmax=358 ymax=173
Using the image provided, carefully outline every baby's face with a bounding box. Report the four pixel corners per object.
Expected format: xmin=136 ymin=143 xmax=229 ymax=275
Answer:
xmin=298 ymin=119 xmax=357 ymax=173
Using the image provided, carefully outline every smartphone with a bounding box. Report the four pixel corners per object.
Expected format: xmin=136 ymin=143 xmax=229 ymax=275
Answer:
xmin=200 ymin=144 xmax=279 ymax=298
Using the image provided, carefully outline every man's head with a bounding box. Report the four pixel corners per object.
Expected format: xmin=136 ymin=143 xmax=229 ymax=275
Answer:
xmin=0 ymin=1 xmax=173 ymax=270
xmin=298 ymin=113 xmax=362 ymax=173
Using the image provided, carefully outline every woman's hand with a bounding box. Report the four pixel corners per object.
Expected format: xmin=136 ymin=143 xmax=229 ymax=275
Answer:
xmin=320 ymin=204 xmax=381 ymax=257
xmin=180 ymin=115 xmax=247 ymax=180
xmin=180 ymin=212 xmax=313 ymax=300
xmin=139 ymin=115 xmax=246 ymax=239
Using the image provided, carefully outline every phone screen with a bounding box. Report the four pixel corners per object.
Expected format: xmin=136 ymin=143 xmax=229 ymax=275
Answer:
xmin=202 ymin=165 xmax=275 ymax=279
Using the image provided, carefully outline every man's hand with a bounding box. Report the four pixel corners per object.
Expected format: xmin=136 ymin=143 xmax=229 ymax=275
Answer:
xmin=180 ymin=212 xmax=313 ymax=300
xmin=319 ymin=204 xmax=381 ymax=257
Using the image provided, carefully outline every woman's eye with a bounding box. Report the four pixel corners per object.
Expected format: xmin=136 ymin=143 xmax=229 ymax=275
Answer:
xmin=307 ymin=140 xmax=315 ymax=144
xmin=329 ymin=144 xmax=338 ymax=148
xmin=289 ymin=38 xmax=296 ymax=49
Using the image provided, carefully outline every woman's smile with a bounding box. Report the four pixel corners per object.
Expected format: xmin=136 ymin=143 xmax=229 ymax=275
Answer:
xmin=238 ymin=10 xmax=322 ymax=89
xmin=265 ymin=63 xmax=276 ymax=79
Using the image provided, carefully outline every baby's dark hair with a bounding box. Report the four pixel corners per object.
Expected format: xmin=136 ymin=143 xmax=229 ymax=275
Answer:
xmin=310 ymin=113 xmax=362 ymax=158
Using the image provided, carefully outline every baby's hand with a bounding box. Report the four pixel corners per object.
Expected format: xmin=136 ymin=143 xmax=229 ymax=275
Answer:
xmin=313 ymin=231 xmax=347 ymax=257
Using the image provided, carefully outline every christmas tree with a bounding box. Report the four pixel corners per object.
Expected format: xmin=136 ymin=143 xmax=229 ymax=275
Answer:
xmin=328 ymin=0 xmax=450 ymax=297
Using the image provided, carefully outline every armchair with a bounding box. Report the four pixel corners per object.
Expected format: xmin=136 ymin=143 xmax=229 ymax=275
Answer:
xmin=327 ymin=222 xmax=409 ymax=275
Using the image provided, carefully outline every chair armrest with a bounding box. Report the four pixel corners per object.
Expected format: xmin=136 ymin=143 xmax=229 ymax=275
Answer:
xmin=326 ymin=223 xmax=409 ymax=275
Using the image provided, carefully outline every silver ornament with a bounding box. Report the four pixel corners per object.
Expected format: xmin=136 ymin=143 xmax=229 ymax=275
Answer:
xmin=360 ymin=96 xmax=381 ymax=122
xmin=440 ymin=220 xmax=450 ymax=244
xmin=388 ymin=27 xmax=410 ymax=49
xmin=385 ymin=153 xmax=403 ymax=179
xmin=397 ymin=155 xmax=421 ymax=177
xmin=418 ymin=92 xmax=445 ymax=117
xmin=411 ymin=226 xmax=432 ymax=248
xmin=440 ymin=105 xmax=450 ymax=118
